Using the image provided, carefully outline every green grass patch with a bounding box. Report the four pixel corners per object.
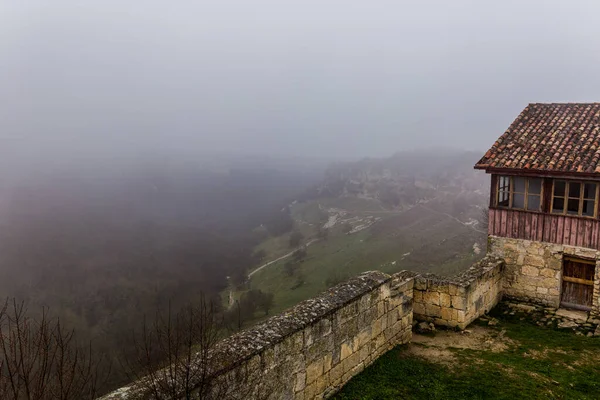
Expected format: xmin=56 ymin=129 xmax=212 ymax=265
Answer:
xmin=238 ymin=198 xmax=485 ymax=325
xmin=335 ymin=314 xmax=600 ymax=400
xmin=248 ymin=213 xmax=482 ymax=317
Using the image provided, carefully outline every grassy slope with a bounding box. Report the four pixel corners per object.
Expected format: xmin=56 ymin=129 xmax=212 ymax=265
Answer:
xmin=335 ymin=308 xmax=600 ymax=400
xmin=247 ymin=198 xmax=484 ymax=317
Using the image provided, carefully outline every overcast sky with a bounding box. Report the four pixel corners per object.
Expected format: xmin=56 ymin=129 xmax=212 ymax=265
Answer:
xmin=2 ymin=0 xmax=600 ymax=162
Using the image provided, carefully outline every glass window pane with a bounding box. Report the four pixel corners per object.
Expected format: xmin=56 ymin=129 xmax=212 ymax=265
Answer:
xmin=499 ymin=176 xmax=510 ymax=191
xmin=584 ymin=183 xmax=597 ymax=200
xmin=554 ymin=181 xmax=566 ymax=197
xmin=569 ymin=182 xmax=581 ymax=198
xmin=498 ymin=191 xmax=509 ymax=207
xmin=528 ymin=178 xmax=542 ymax=195
xmin=527 ymin=195 xmax=541 ymax=211
xmin=583 ymin=200 xmax=595 ymax=217
xmin=513 ymin=177 xmax=526 ymax=193
xmin=567 ymin=198 xmax=580 ymax=214
xmin=513 ymin=193 xmax=525 ymax=209
xmin=552 ymin=198 xmax=564 ymax=213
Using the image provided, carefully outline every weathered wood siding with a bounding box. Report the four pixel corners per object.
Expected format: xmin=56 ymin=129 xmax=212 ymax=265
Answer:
xmin=488 ymin=208 xmax=600 ymax=250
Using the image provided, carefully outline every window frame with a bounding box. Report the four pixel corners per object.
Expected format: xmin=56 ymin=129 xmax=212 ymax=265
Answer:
xmin=550 ymin=180 xmax=599 ymax=218
xmin=495 ymin=175 xmax=543 ymax=211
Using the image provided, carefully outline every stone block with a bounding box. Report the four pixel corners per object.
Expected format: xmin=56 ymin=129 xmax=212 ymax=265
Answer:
xmin=387 ymin=308 xmax=399 ymax=327
xmin=413 ymin=302 xmax=425 ymax=316
xmin=401 ymin=315 xmax=410 ymax=329
xmin=304 ymin=383 xmax=317 ymax=400
xmin=445 ymin=319 xmax=459 ymax=328
xmin=448 ymin=284 xmax=458 ymax=296
xmin=353 ymin=329 xmax=371 ymax=351
xmin=379 ymin=284 xmax=391 ymax=299
xmin=323 ymin=353 xmax=332 ymax=373
xmin=536 ymin=287 xmax=548 ymax=294
xmin=523 ymin=284 xmax=536 ymax=293
xmin=523 ymin=254 xmax=545 ymax=268
xmin=542 ymin=277 xmax=559 ymax=288
xmin=377 ymin=301 xmax=385 ymax=318
xmin=315 ymin=374 xmax=327 ymax=397
xmin=521 ymin=265 xmax=540 ymax=276
xmin=425 ymin=304 xmax=442 ymax=318
xmin=289 ymin=331 xmax=304 ymax=353
xmin=423 ymin=291 xmax=441 ymax=306
xmin=329 ymin=364 xmax=343 ymax=386
xmin=440 ymin=293 xmax=452 ymax=307
xmin=359 ymin=343 xmax=370 ymax=363
xmin=502 ymin=241 xmax=519 ymax=252
xmin=371 ymin=317 xmax=382 ymax=338
xmin=346 ymin=352 xmax=360 ymax=373
xmin=451 ymin=295 xmax=466 ymax=310
xmin=414 ymin=278 xmax=427 ymax=291
xmin=306 ymin=359 xmax=323 ymax=385
xmin=294 ymin=372 xmax=306 ymax=393
xmin=340 ymin=342 xmax=353 ymax=361
xmin=320 ymin=318 xmax=332 ymax=336
xmin=441 ymin=307 xmax=453 ymax=321
xmin=540 ymin=268 xmax=555 ymax=278
xmin=374 ymin=333 xmax=386 ymax=351
xmin=413 ymin=290 xmax=423 ymax=303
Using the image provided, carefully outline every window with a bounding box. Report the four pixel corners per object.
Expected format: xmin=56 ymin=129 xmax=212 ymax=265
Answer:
xmin=496 ymin=176 xmax=542 ymax=211
xmin=552 ymin=180 xmax=598 ymax=217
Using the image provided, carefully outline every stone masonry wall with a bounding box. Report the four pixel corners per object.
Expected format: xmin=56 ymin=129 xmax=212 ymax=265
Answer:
xmin=104 ymin=270 xmax=416 ymax=400
xmin=104 ymin=256 xmax=510 ymax=399
xmin=488 ymin=235 xmax=600 ymax=315
xmin=413 ymin=256 xmax=505 ymax=329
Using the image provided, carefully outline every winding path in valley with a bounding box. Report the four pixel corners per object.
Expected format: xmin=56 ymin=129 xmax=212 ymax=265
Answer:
xmin=227 ymin=238 xmax=321 ymax=309
xmin=247 ymin=238 xmax=320 ymax=278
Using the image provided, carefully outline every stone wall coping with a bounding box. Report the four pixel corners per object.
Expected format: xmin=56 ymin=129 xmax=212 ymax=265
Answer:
xmin=414 ymin=256 xmax=504 ymax=289
xmin=214 ymin=270 xmax=417 ymax=368
xmin=102 ymin=270 xmax=418 ymax=399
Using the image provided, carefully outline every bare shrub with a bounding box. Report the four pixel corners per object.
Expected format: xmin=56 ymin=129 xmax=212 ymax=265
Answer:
xmin=122 ymin=295 xmax=284 ymax=399
xmin=0 ymin=299 xmax=110 ymax=400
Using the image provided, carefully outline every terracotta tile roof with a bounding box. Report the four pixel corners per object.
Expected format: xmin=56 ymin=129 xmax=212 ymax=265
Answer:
xmin=475 ymin=103 xmax=600 ymax=174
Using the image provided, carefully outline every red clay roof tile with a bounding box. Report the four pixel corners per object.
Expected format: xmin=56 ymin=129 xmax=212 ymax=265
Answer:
xmin=475 ymin=103 xmax=600 ymax=174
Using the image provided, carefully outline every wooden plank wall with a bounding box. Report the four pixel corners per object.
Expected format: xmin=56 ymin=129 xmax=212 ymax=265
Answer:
xmin=488 ymin=208 xmax=600 ymax=250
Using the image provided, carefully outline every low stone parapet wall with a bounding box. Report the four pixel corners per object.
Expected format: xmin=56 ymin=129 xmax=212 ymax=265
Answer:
xmin=104 ymin=270 xmax=416 ymax=400
xmin=103 ymin=257 xmax=509 ymax=399
xmin=413 ymin=256 xmax=504 ymax=329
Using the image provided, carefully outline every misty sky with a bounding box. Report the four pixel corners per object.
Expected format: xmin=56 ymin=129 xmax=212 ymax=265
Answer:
xmin=2 ymin=1 xmax=600 ymax=162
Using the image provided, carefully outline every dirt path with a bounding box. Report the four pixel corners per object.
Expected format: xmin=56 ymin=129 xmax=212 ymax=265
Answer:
xmin=407 ymin=325 xmax=513 ymax=364
xmin=247 ymin=238 xmax=320 ymax=278
xmin=226 ymin=238 xmax=321 ymax=309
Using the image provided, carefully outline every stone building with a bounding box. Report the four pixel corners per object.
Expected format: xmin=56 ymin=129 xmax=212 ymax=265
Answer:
xmin=475 ymin=103 xmax=600 ymax=315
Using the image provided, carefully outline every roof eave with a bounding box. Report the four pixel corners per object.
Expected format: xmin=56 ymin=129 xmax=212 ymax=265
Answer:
xmin=478 ymin=166 xmax=600 ymax=180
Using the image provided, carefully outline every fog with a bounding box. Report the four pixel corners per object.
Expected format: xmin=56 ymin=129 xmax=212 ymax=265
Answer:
xmin=2 ymin=0 xmax=600 ymax=164
xmin=7 ymin=2 xmax=594 ymax=394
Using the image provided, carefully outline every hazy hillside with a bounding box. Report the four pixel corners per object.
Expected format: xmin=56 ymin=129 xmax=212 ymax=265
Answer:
xmin=0 ymin=149 xmax=489 ymax=394
xmin=236 ymin=149 xmax=490 ymax=323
